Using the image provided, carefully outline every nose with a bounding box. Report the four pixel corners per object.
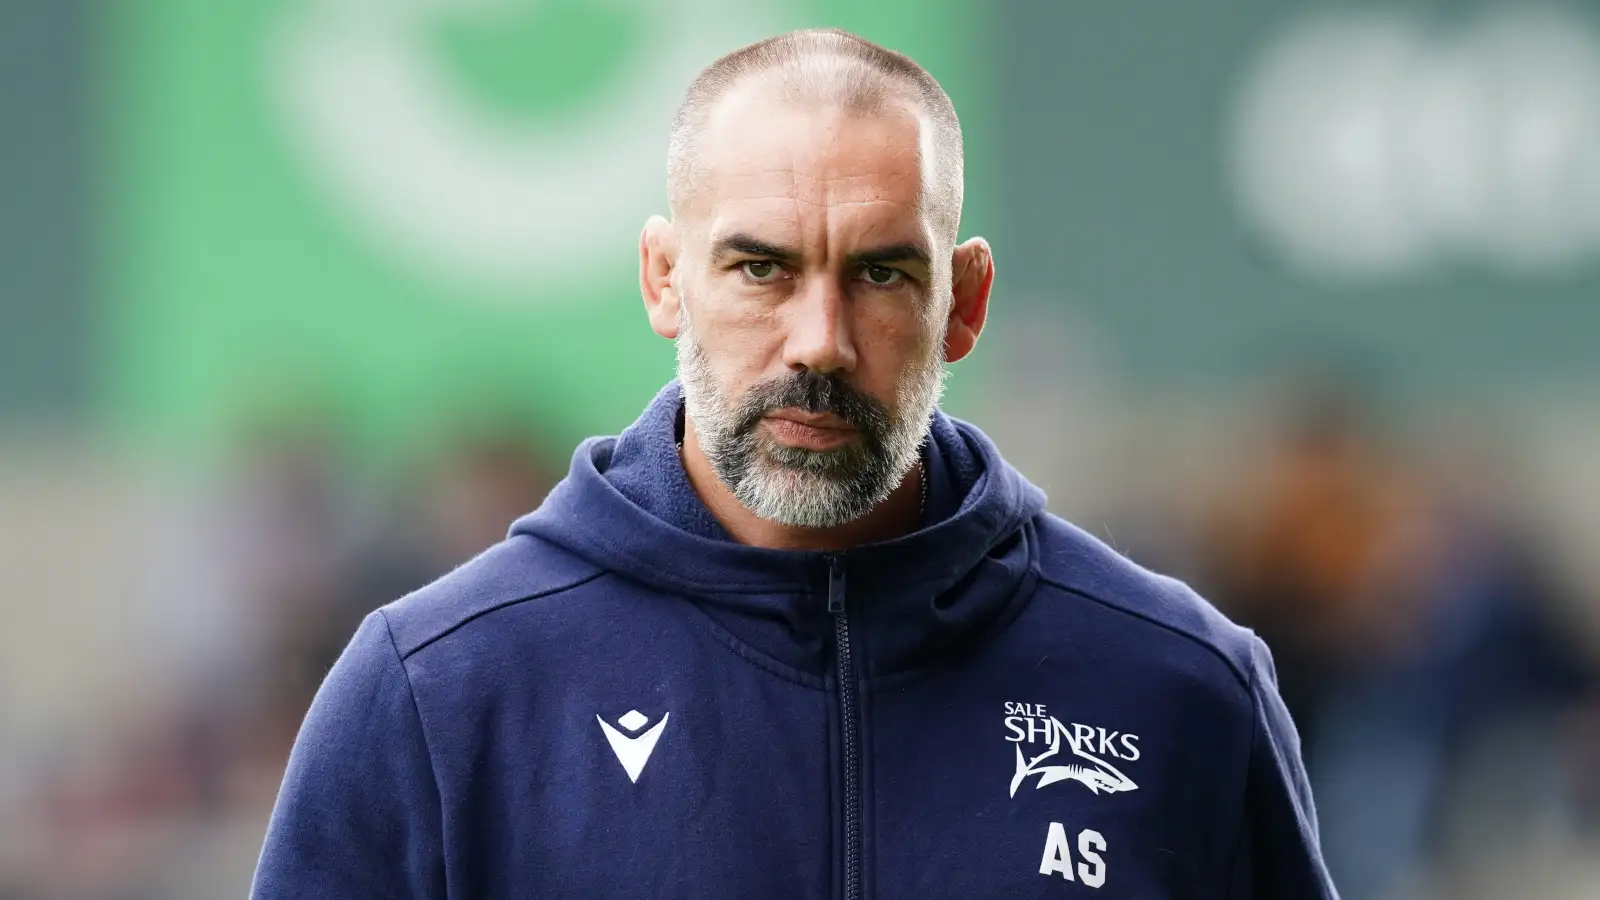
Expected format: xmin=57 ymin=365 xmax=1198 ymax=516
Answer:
xmin=781 ymin=276 xmax=857 ymax=377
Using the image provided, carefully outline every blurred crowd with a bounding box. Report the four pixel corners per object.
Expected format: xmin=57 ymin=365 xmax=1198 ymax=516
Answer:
xmin=2 ymin=376 xmax=1598 ymax=900
xmin=0 ymin=414 xmax=561 ymax=899
xmin=1140 ymin=380 xmax=1600 ymax=899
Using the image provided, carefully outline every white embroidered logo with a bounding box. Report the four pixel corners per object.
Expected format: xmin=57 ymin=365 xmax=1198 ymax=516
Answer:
xmin=1004 ymin=702 xmax=1140 ymax=798
xmin=597 ymin=709 xmax=669 ymax=783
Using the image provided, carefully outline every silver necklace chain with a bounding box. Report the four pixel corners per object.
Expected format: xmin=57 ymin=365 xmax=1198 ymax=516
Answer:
xmin=918 ymin=463 xmax=929 ymax=521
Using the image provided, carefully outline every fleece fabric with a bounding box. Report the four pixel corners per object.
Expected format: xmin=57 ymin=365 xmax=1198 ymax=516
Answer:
xmin=252 ymin=381 xmax=1339 ymax=900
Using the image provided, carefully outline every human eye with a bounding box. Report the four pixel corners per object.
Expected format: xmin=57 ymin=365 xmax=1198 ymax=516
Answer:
xmin=856 ymin=264 xmax=905 ymax=288
xmin=738 ymin=260 xmax=787 ymax=284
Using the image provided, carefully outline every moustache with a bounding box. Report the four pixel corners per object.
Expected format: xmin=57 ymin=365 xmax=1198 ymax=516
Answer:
xmin=734 ymin=371 xmax=891 ymax=442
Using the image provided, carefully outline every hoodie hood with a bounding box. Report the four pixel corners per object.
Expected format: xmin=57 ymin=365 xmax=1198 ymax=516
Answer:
xmin=513 ymin=381 xmax=1047 ymax=680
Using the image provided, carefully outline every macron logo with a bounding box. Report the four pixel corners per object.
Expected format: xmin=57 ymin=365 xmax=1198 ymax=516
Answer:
xmin=597 ymin=709 xmax=669 ymax=783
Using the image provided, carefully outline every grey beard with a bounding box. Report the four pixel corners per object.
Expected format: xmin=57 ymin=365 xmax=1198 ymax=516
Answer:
xmin=675 ymin=307 xmax=947 ymax=528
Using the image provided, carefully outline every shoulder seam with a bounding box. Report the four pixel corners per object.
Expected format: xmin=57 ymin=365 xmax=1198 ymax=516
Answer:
xmin=378 ymin=609 xmax=446 ymax=873
xmin=398 ymin=569 xmax=608 ymax=659
xmin=1219 ymin=650 xmax=1262 ymax=900
xmin=1036 ymin=575 xmax=1252 ymax=691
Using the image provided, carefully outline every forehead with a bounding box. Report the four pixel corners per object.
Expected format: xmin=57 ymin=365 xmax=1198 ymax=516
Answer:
xmin=690 ymin=84 xmax=933 ymax=246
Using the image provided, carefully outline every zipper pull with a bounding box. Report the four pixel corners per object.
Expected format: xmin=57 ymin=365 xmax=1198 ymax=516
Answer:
xmin=826 ymin=555 xmax=847 ymax=615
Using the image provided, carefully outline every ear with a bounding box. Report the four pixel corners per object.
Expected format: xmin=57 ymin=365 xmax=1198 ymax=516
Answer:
xmin=944 ymin=236 xmax=994 ymax=363
xmin=640 ymin=215 xmax=682 ymax=339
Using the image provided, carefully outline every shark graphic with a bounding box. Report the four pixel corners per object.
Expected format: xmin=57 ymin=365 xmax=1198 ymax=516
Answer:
xmin=1009 ymin=726 xmax=1138 ymax=798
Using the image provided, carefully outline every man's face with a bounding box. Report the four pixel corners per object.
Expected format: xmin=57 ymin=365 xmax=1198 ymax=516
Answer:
xmin=671 ymin=88 xmax=950 ymax=528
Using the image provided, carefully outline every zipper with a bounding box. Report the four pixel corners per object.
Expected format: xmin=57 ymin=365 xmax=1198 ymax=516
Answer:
xmin=827 ymin=554 xmax=862 ymax=900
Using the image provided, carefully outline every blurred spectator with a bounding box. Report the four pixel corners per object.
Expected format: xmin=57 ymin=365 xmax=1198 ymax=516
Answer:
xmin=1187 ymin=378 xmax=1595 ymax=900
xmin=5 ymin=408 xmax=560 ymax=899
xmin=355 ymin=424 xmax=563 ymax=606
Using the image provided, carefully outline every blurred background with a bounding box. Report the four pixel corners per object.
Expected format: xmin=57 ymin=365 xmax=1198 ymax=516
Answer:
xmin=2 ymin=0 xmax=1598 ymax=897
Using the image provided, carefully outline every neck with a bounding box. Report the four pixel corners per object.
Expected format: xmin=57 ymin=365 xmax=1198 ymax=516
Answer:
xmin=680 ymin=420 xmax=923 ymax=552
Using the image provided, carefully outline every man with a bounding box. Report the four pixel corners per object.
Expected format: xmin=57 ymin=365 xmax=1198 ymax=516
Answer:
xmin=253 ymin=28 xmax=1338 ymax=899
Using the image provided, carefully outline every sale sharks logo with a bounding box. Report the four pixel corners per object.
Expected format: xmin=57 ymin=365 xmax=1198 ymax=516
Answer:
xmin=1004 ymin=702 xmax=1140 ymax=799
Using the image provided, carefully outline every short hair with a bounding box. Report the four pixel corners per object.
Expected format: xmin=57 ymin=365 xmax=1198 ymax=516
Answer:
xmin=667 ymin=28 xmax=964 ymax=242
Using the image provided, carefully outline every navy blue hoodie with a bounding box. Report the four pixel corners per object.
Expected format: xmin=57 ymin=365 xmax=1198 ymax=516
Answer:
xmin=253 ymin=382 xmax=1338 ymax=899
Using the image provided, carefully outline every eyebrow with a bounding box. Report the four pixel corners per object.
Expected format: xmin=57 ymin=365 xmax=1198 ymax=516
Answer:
xmin=710 ymin=232 xmax=933 ymax=269
xmin=849 ymin=243 xmax=931 ymax=269
xmin=710 ymin=233 xmax=798 ymax=263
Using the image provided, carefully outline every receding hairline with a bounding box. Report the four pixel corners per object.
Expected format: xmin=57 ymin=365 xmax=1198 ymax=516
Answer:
xmin=666 ymin=28 xmax=964 ymax=240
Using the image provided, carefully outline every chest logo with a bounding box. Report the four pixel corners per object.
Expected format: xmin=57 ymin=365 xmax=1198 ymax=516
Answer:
xmin=597 ymin=709 xmax=669 ymax=783
xmin=1004 ymin=702 xmax=1140 ymax=798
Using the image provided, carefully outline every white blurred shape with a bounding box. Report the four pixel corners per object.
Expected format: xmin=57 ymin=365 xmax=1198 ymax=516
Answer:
xmin=1464 ymin=7 xmax=1600 ymax=271
xmin=1230 ymin=5 xmax=1600 ymax=280
xmin=1403 ymin=37 xmax=1495 ymax=255
xmin=1231 ymin=13 xmax=1432 ymax=278
xmin=267 ymin=0 xmax=778 ymax=300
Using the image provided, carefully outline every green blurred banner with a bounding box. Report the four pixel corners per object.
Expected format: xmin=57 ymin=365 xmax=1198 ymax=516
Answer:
xmin=106 ymin=0 xmax=992 ymax=459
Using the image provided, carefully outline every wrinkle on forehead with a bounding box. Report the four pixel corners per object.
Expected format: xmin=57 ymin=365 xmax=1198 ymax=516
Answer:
xmin=676 ymin=85 xmax=936 ymax=241
xmin=707 ymin=193 xmax=931 ymax=262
